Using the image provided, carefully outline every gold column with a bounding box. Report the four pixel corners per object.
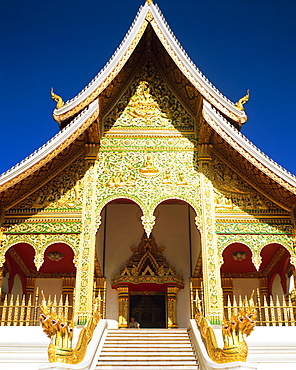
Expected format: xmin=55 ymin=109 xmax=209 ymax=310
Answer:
xmin=167 ymin=286 xmax=179 ymax=328
xmin=259 ymin=277 xmax=269 ymax=301
xmin=221 ymin=277 xmax=233 ymax=305
xmin=94 ymin=277 xmax=106 ymax=319
xmin=198 ymin=144 xmax=223 ymax=325
xmin=117 ymin=286 xmax=129 ymax=328
xmin=62 ymin=277 xmax=75 ymax=303
xmin=74 ymin=144 xmax=99 ymax=325
xmin=190 ymin=277 xmax=202 ymax=318
xmin=26 ymin=277 xmax=36 ymax=300
xmin=0 ymin=266 xmax=3 ymax=295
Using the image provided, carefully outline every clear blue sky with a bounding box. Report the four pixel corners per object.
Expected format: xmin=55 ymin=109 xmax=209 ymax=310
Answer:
xmin=1 ymin=0 xmax=295 ymax=175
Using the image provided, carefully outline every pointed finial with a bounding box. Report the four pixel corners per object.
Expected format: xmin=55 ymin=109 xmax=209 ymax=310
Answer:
xmin=235 ymin=89 xmax=250 ymax=111
xmin=146 ymin=0 xmax=153 ymax=4
xmin=50 ymin=87 xmax=64 ymax=109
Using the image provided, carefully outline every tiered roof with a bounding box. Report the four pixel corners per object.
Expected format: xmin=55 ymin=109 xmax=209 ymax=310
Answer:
xmin=0 ymin=0 xmax=295 ymax=210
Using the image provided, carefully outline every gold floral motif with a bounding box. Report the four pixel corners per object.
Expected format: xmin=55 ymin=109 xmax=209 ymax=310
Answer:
xmin=10 ymin=160 xmax=84 ymax=211
xmin=217 ymin=233 xmax=294 ymax=259
xmin=4 ymin=221 xmax=82 ymax=234
xmin=74 ymin=157 xmax=99 ymax=322
xmin=0 ymin=233 xmax=80 ymax=268
xmin=216 ymin=221 xmax=292 ymax=235
xmin=103 ymin=66 xmax=194 ymax=134
xmin=199 ymin=155 xmax=223 ymax=324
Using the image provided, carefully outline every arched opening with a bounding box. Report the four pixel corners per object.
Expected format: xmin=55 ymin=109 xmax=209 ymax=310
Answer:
xmin=3 ymin=243 xmax=36 ymax=296
xmin=259 ymin=243 xmax=291 ymax=296
xmin=95 ymin=198 xmax=200 ymax=328
xmin=96 ymin=198 xmax=144 ymax=324
xmin=1 ymin=242 xmax=76 ymax=325
xmin=38 ymin=243 xmax=76 ymax=306
xmin=220 ymin=243 xmax=257 ymax=304
xmin=152 ymin=200 xmax=200 ymax=328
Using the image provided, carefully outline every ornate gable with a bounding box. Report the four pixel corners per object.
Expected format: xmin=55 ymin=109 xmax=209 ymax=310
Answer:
xmin=112 ymin=235 xmax=184 ymax=288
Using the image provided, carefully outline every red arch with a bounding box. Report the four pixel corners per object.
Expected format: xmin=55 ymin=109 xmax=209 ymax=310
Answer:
xmin=259 ymin=244 xmax=291 ymax=295
xmin=5 ymin=243 xmax=36 ymax=294
xmin=40 ymin=243 xmax=76 ymax=273
xmin=220 ymin=243 xmax=256 ymax=274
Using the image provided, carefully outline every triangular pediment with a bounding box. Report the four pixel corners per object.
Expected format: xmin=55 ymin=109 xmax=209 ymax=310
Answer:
xmin=111 ymin=235 xmax=184 ymax=287
xmin=102 ymin=60 xmax=196 ymax=139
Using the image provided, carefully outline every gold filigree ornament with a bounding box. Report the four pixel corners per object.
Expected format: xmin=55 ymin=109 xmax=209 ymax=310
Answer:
xmin=50 ymin=87 xmax=65 ymax=109
xmin=195 ymin=296 xmax=256 ymax=363
xmin=40 ymin=292 xmax=102 ymax=364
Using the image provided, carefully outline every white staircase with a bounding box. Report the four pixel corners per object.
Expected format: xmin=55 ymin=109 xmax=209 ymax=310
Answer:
xmin=95 ymin=328 xmax=199 ymax=369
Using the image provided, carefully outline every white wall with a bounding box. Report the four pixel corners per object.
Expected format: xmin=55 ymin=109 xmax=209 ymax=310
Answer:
xmin=233 ymin=278 xmax=260 ymax=298
xmin=271 ymin=274 xmax=284 ymax=297
xmin=11 ymin=274 xmax=23 ymax=296
xmin=36 ymin=278 xmax=63 ymax=301
xmin=97 ymin=203 xmax=144 ymax=321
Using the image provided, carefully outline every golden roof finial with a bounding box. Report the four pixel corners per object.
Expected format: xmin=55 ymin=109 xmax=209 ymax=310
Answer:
xmin=146 ymin=0 xmax=153 ymax=5
xmin=50 ymin=87 xmax=64 ymax=109
xmin=235 ymin=89 xmax=250 ymax=111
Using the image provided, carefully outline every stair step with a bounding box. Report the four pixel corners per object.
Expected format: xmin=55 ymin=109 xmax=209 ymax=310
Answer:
xmin=101 ymin=348 xmax=193 ymax=353
xmin=100 ymin=354 xmax=195 ymax=364
xmin=97 ymin=360 xmax=198 ymax=365
xmin=104 ymin=340 xmax=191 ymax=344
xmin=96 ymin=328 xmax=199 ymax=370
xmin=106 ymin=334 xmax=190 ymax=336
xmin=96 ymin=367 xmax=199 ymax=370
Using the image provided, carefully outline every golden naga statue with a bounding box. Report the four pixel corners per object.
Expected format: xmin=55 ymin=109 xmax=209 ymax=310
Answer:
xmin=50 ymin=87 xmax=65 ymax=109
xmin=235 ymin=89 xmax=250 ymax=111
xmin=195 ymin=299 xmax=256 ymax=363
xmin=40 ymin=292 xmax=102 ymax=364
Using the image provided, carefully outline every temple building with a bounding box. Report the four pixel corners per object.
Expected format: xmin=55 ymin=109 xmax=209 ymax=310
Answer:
xmin=0 ymin=1 xmax=295 ymax=369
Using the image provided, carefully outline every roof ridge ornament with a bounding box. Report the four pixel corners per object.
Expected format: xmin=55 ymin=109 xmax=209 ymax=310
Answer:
xmin=235 ymin=89 xmax=250 ymax=111
xmin=146 ymin=0 xmax=153 ymax=4
xmin=50 ymin=87 xmax=65 ymax=109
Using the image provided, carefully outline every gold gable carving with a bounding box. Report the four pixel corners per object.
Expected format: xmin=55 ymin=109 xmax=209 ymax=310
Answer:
xmin=212 ymin=157 xmax=282 ymax=213
xmin=103 ymin=61 xmax=194 ymax=135
xmin=112 ymin=234 xmax=184 ymax=287
xmin=9 ymin=160 xmax=84 ymax=211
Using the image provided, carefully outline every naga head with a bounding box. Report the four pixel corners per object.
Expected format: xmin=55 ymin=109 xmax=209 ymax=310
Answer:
xmin=50 ymin=87 xmax=65 ymax=109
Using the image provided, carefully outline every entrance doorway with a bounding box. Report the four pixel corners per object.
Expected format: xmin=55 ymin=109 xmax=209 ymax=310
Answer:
xmin=130 ymin=294 xmax=166 ymax=328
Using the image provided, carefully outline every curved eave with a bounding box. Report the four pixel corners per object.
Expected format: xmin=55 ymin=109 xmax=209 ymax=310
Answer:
xmin=202 ymin=100 xmax=296 ymax=195
xmin=53 ymin=4 xmax=149 ymax=123
xmin=0 ymin=100 xmax=99 ymax=192
xmin=53 ymin=2 xmax=246 ymax=124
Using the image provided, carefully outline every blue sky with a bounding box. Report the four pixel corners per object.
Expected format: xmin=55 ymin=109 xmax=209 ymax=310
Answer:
xmin=1 ymin=0 xmax=295 ymax=175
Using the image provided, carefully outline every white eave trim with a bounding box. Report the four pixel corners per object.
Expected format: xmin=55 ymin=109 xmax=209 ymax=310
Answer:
xmin=203 ymin=100 xmax=296 ymax=188
xmin=0 ymin=100 xmax=99 ymax=186
xmin=54 ymin=2 xmax=245 ymax=120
